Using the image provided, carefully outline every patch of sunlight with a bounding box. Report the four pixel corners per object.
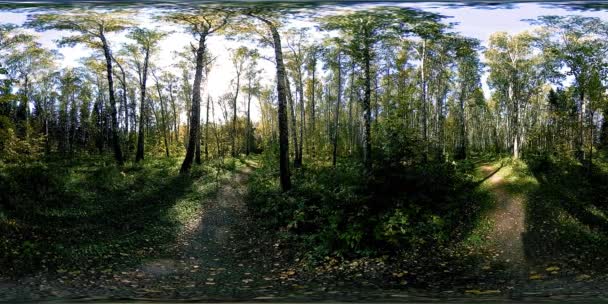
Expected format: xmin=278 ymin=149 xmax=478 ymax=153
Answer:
xmin=195 ymin=180 xmax=216 ymax=197
xmin=586 ymin=205 xmax=608 ymax=222
xmin=242 ymin=158 xmax=260 ymax=168
xmin=502 ymin=160 xmax=539 ymax=193
xmin=596 ymin=165 xmax=608 ymax=176
xmin=42 ymin=207 xmax=95 ymax=217
xmin=462 ymin=216 xmax=494 ymax=249
xmin=166 ymin=197 xmax=202 ymax=225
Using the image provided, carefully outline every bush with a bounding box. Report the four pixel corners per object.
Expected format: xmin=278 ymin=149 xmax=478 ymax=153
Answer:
xmin=0 ymin=162 xmax=74 ymax=213
xmin=248 ymin=154 xmax=485 ymax=257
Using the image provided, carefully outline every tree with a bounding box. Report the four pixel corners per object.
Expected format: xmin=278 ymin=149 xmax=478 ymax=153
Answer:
xmin=453 ymin=37 xmax=482 ymax=159
xmin=486 ymin=31 xmax=547 ymax=159
xmin=306 ymin=45 xmax=321 ymax=159
xmin=229 ymin=46 xmax=249 ymax=157
xmin=243 ymin=49 xmax=261 ymax=155
xmin=124 ymin=27 xmax=167 ymax=162
xmin=285 ymin=28 xmax=309 ymax=168
xmin=5 ymin=39 xmax=58 ymax=139
xmin=27 ymin=11 xmax=134 ymax=165
xmin=151 ymin=67 xmax=171 ymax=157
xmin=531 ymin=15 xmax=605 ymax=161
xmin=164 ymin=9 xmax=231 ymax=173
xmin=235 ymin=9 xmax=292 ymax=190
xmin=321 ymin=9 xmax=393 ymax=170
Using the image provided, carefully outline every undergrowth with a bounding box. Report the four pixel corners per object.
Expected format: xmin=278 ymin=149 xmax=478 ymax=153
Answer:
xmin=247 ymin=152 xmax=491 ymax=259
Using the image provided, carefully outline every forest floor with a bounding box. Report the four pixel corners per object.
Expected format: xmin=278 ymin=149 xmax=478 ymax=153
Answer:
xmin=2 ymin=157 xmax=608 ymax=302
xmin=478 ymin=163 xmax=526 ymax=267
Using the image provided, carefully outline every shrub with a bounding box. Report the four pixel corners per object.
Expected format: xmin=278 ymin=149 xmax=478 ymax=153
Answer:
xmin=247 ymin=153 xmax=484 ymax=257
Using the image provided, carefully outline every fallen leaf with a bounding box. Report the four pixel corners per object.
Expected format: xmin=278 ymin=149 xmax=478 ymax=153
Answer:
xmin=576 ymin=274 xmax=591 ymax=281
xmin=545 ymin=266 xmax=560 ymax=272
xmin=465 ymin=289 xmax=501 ymax=295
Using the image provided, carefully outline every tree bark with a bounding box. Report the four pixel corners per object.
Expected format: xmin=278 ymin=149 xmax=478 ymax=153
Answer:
xmin=310 ymin=53 xmax=317 ymax=159
xmin=153 ymin=70 xmax=170 ymax=157
xmin=362 ymin=34 xmax=372 ymax=170
xmin=135 ymin=46 xmax=150 ymax=162
xmin=286 ymin=76 xmax=300 ymax=168
xmin=420 ymin=39 xmax=428 ymax=163
xmin=254 ymin=15 xmax=291 ymax=191
xmin=99 ymin=31 xmax=123 ymax=165
xmin=246 ymin=76 xmax=252 ymax=155
xmin=180 ymin=31 xmax=207 ymax=173
xmin=205 ymin=95 xmax=210 ymax=160
xmin=332 ymin=52 xmax=342 ymax=167
xmin=232 ymin=69 xmax=241 ymax=157
xmin=297 ymin=62 xmax=305 ymax=167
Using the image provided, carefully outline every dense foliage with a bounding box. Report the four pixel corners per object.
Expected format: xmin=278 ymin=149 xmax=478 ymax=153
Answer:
xmin=248 ymin=153 xmax=491 ymax=257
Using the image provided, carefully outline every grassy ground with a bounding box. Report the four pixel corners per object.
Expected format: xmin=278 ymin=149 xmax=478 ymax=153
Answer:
xmin=3 ymin=152 xmax=608 ymax=300
xmin=523 ymin=154 xmax=608 ymax=270
xmin=462 ymin=154 xmax=608 ymax=273
xmin=0 ymin=155 xmax=238 ymax=277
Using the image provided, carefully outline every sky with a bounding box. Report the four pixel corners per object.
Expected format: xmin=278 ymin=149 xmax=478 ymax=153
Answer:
xmin=1 ymin=2 xmax=608 ymax=122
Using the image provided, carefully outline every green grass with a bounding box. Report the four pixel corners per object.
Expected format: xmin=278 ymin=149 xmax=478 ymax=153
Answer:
xmin=523 ymin=154 xmax=608 ymax=268
xmin=0 ymin=155 xmax=226 ymax=276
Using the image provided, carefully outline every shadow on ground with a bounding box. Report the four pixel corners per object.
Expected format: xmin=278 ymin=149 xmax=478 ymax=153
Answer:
xmin=0 ymin=156 xmax=213 ymax=276
xmin=523 ymin=156 xmax=608 ymax=269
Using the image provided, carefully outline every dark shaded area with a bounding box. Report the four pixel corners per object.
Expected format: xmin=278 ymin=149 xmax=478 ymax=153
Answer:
xmin=523 ymin=154 xmax=608 ymax=269
xmin=0 ymin=156 xmax=210 ymax=276
xmin=247 ymin=154 xmax=492 ymax=259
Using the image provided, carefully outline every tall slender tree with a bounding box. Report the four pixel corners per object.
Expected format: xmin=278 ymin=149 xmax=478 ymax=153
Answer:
xmin=165 ymin=9 xmax=231 ymax=173
xmin=27 ymin=11 xmax=134 ymax=165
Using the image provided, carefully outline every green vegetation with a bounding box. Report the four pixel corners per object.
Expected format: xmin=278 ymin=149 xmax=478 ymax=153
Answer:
xmin=2 ymin=2 xmax=608 ymax=300
xmin=248 ymin=153 xmax=493 ymax=258
xmin=0 ymin=156 xmax=227 ymax=276
xmin=524 ymin=154 xmax=608 ymax=268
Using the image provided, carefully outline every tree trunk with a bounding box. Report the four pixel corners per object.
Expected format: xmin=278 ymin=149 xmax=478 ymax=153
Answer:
xmin=114 ymin=59 xmax=129 ymax=156
xmin=100 ymin=32 xmax=123 ymax=165
xmin=153 ymin=71 xmax=170 ymax=158
xmin=297 ymin=64 xmax=304 ymax=166
xmin=310 ymin=53 xmax=317 ymax=159
xmin=286 ymin=76 xmax=301 ymax=168
xmin=135 ymin=48 xmax=150 ymax=162
xmin=420 ymin=39 xmax=428 ymax=163
xmin=577 ymin=88 xmax=585 ymax=161
xmin=232 ymin=70 xmax=241 ymax=157
xmin=205 ymin=95 xmax=210 ymax=160
xmin=180 ymin=31 xmax=207 ymax=173
xmin=195 ymin=133 xmax=201 ymax=164
xmin=255 ymin=15 xmax=291 ymax=191
xmin=246 ymin=77 xmax=252 ymax=156
xmin=362 ymin=37 xmax=372 ymax=170
xmin=332 ymin=52 xmax=342 ymax=167
xmin=456 ymin=85 xmax=467 ymax=160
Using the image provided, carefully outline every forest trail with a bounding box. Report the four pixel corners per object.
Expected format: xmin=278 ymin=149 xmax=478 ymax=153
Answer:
xmin=2 ymin=163 xmax=297 ymax=301
xmin=140 ymin=165 xmax=253 ymax=279
xmin=479 ymin=164 xmax=526 ymax=268
xmin=127 ymin=162 xmax=290 ymax=299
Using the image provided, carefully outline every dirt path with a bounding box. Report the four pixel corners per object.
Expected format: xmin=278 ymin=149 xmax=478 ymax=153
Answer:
xmin=0 ymin=165 xmax=297 ymax=301
xmin=479 ymin=165 xmax=526 ymax=268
